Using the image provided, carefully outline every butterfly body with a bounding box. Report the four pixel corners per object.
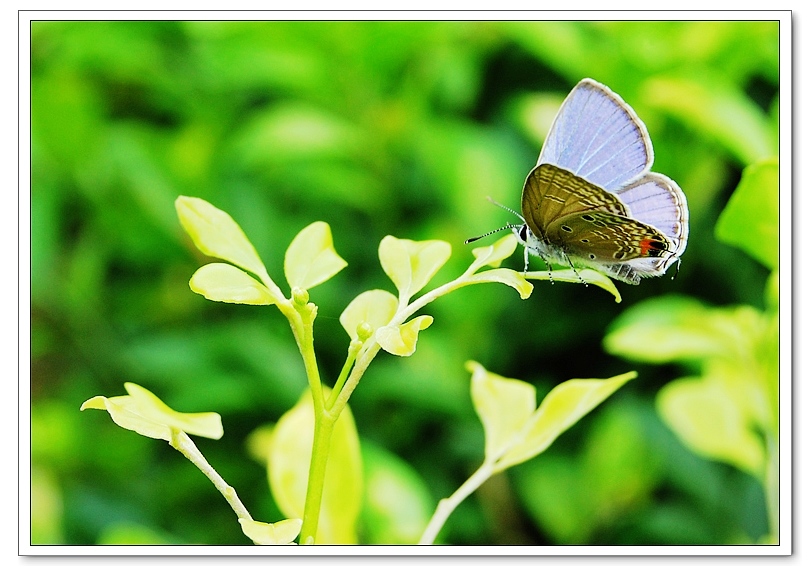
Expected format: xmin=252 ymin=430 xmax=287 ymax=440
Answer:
xmin=508 ymin=78 xmax=689 ymax=285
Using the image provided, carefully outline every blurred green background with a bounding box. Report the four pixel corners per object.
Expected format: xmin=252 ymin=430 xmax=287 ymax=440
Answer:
xmin=30 ymin=20 xmax=779 ymax=545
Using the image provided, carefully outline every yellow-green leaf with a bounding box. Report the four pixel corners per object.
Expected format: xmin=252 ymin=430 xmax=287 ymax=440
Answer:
xmin=495 ymin=372 xmax=636 ymax=471
xmin=238 ymin=518 xmax=302 ymax=545
xmin=81 ymin=395 xmax=171 ymax=441
xmin=340 ymin=289 xmax=398 ymax=341
xmin=268 ymin=389 xmax=362 ymax=544
xmin=284 ymin=221 xmax=347 ymax=290
xmin=175 ymin=196 xmax=268 ymax=279
xmin=468 ymin=268 xmax=534 ymax=300
xmin=605 ymin=296 xmax=763 ymax=364
xmin=467 ymin=361 xmax=537 ymax=462
xmin=189 ymin=263 xmax=281 ymax=305
xmin=657 ymin=376 xmax=765 ymax=478
xmin=379 ymin=236 xmax=451 ymax=301
xmin=80 ymin=383 xmax=223 ymax=441
xmin=524 ymin=269 xmax=621 ymax=303
xmin=469 ymin=234 xmax=518 ymax=271
xmin=715 ymin=158 xmax=779 ymax=270
xmin=376 ymin=315 xmax=434 ymax=357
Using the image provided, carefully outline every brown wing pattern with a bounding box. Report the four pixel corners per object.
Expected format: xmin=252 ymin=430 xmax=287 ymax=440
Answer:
xmin=547 ymin=210 xmax=671 ymax=262
xmin=521 ymin=163 xmax=629 ymax=240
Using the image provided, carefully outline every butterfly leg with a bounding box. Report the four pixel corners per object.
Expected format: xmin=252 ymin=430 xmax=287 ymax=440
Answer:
xmin=543 ymin=257 xmax=555 ymax=284
xmin=562 ymin=252 xmax=588 ymax=286
xmin=522 ymin=245 xmax=530 ymax=275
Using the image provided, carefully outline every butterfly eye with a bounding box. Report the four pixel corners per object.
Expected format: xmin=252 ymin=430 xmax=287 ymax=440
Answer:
xmin=518 ymin=224 xmax=529 ymax=242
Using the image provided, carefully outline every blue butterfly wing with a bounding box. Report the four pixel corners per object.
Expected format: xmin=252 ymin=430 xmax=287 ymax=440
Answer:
xmin=614 ymin=172 xmax=689 ymax=262
xmin=538 ymin=79 xmax=653 ymax=192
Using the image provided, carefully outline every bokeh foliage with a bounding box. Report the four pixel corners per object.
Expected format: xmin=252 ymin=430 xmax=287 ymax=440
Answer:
xmin=30 ymin=20 xmax=780 ymax=545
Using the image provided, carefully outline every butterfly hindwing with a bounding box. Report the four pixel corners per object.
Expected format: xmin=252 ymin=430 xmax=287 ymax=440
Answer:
xmin=613 ymin=172 xmax=689 ymax=263
xmin=546 ymin=210 xmax=671 ymax=264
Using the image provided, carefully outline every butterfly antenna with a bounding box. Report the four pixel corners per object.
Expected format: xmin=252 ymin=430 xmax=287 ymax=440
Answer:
xmin=465 ymin=224 xmax=517 ymax=244
xmin=485 ymin=196 xmax=524 ymax=220
xmin=465 ymin=197 xmax=525 ymax=244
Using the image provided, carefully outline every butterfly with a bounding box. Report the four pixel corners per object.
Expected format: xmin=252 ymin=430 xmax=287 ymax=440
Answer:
xmin=469 ymin=78 xmax=689 ymax=285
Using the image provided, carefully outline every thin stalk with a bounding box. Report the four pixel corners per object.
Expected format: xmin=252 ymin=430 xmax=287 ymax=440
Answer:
xmin=419 ymin=459 xmax=495 ymax=545
xmin=170 ymin=429 xmax=252 ymax=521
xmin=328 ymin=342 xmax=380 ymax=419
xmin=326 ymin=340 xmax=361 ymax=411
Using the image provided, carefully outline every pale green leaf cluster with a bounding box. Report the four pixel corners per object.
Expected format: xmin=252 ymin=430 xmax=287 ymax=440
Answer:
xmin=176 ymin=196 xmax=346 ymax=308
xmin=602 ymin=158 xmax=781 ymax=540
xmin=379 ymin=236 xmax=451 ymax=303
xmin=85 ymin=196 xmax=628 ymax=545
xmin=81 ymin=382 xmax=223 ymax=441
xmin=605 ymin=157 xmax=779 ymax=484
xmin=419 ymin=362 xmax=634 ymax=544
xmin=339 ymin=234 xmax=537 ymax=358
xmin=468 ymin=361 xmax=636 ymax=472
xmin=605 ymin=295 xmax=775 ymax=479
xmin=176 ymin=196 xmax=269 ymax=280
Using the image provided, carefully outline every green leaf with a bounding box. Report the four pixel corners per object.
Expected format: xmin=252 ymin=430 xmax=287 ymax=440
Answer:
xmin=378 ymin=236 xmax=451 ymax=301
xmin=376 ymin=315 xmax=434 ymax=357
xmin=468 ymin=234 xmax=518 ymax=271
xmin=339 ymin=289 xmax=398 ymax=341
xmin=467 ymin=268 xmax=533 ymax=300
xmin=189 ymin=263 xmax=281 ymax=305
xmin=238 ymin=518 xmax=302 ymax=545
xmin=524 ymin=268 xmax=622 ymax=303
xmin=604 ymin=295 xmax=764 ymax=364
xmin=80 ymin=383 xmax=223 ymax=441
xmin=284 ymin=221 xmax=348 ymax=290
xmin=467 ymin=361 xmax=537 ymax=462
xmin=267 ymin=389 xmax=362 ymax=544
xmin=657 ymin=376 xmax=765 ymax=478
xmin=175 ymin=196 xmax=269 ymax=280
xmin=495 ymin=371 xmax=636 ymax=471
xmin=715 ymin=158 xmax=779 ymax=270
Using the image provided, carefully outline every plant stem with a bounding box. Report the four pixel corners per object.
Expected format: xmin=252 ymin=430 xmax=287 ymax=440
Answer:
xmin=418 ymin=459 xmax=495 ymax=545
xmin=298 ymin=412 xmax=336 ymax=544
xmin=170 ymin=429 xmax=252 ymax=521
xmin=326 ymin=341 xmax=361 ymax=411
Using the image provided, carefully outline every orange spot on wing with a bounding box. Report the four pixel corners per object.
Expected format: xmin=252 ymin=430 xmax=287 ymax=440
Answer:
xmin=639 ymin=238 xmax=667 ymax=256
